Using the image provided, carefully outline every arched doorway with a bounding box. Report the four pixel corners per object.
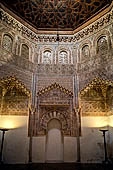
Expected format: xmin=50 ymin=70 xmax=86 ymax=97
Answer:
xmin=46 ymin=119 xmax=63 ymax=163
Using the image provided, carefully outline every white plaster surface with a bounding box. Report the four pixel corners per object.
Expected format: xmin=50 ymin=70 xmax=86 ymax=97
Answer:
xmin=0 ymin=116 xmax=29 ymax=164
xmin=46 ymin=128 xmax=63 ymax=162
xmin=32 ymin=136 xmax=46 ymax=163
xmin=64 ymin=137 xmax=77 ymax=162
xmin=0 ymin=116 xmax=113 ymax=163
xmin=81 ymin=117 xmax=113 ymax=163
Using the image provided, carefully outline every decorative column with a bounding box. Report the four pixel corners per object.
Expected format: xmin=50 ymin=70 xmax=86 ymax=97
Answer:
xmin=101 ymin=85 xmax=108 ymax=113
xmin=0 ymin=88 xmax=7 ymax=113
xmin=99 ymin=128 xmax=108 ymax=163
xmin=29 ymin=72 xmax=37 ymax=163
xmin=73 ymin=74 xmax=81 ymax=162
xmin=0 ymin=128 xmax=9 ymax=163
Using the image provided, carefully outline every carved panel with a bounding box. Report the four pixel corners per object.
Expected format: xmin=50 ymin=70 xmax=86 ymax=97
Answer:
xmin=80 ymin=78 xmax=113 ymax=116
xmin=106 ymin=86 xmax=113 ymax=111
xmin=43 ymin=50 xmax=52 ymax=64
xmin=81 ymin=45 xmax=90 ymax=63
xmin=58 ymin=51 xmax=68 ymax=64
xmin=37 ymin=64 xmax=75 ymax=75
xmin=21 ymin=44 xmax=29 ymax=60
xmin=29 ymin=105 xmax=79 ymax=137
xmin=0 ymin=87 xmax=2 ymax=109
xmin=97 ymin=36 xmax=108 ymax=54
xmin=80 ymin=100 xmax=106 ymax=116
xmin=29 ymin=83 xmax=80 ymax=137
xmin=2 ymin=34 xmax=13 ymax=52
xmin=39 ymin=88 xmax=72 ymax=106
xmin=40 ymin=109 xmax=70 ymax=135
xmin=2 ymin=98 xmax=28 ymax=116
xmin=0 ymin=76 xmax=30 ymax=115
xmin=0 ymin=89 xmax=29 ymax=115
xmin=0 ymin=8 xmax=112 ymax=43
xmin=2 ymin=0 xmax=111 ymax=31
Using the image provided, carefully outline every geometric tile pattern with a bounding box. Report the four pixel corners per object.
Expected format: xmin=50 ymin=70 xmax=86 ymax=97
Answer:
xmin=1 ymin=0 xmax=111 ymax=31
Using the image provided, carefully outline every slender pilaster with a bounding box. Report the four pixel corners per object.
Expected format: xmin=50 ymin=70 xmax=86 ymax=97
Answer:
xmin=28 ymin=72 xmax=37 ymax=163
xmin=73 ymin=74 xmax=81 ymax=163
xmin=0 ymin=88 xmax=7 ymax=113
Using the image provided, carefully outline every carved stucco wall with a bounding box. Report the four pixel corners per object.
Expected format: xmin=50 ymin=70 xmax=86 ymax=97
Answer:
xmin=0 ymin=76 xmax=30 ymax=116
xmin=78 ymin=26 xmax=113 ymax=90
xmin=0 ymin=4 xmax=113 ymax=128
xmin=80 ymin=78 xmax=113 ymax=116
xmin=0 ymin=7 xmax=113 ymax=114
xmin=0 ymin=5 xmax=113 ymax=80
xmin=0 ymin=4 xmax=113 ymax=163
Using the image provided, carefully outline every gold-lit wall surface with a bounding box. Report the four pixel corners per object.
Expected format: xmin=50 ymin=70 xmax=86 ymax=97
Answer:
xmin=0 ymin=116 xmax=29 ymax=163
xmin=82 ymin=117 xmax=109 ymax=128
xmin=0 ymin=116 xmax=28 ymax=129
xmin=109 ymin=115 xmax=113 ymax=127
xmin=81 ymin=117 xmax=113 ymax=163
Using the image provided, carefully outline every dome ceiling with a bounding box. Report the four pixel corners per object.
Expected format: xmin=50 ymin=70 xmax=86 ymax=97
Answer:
xmin=1 ymin=0 xmax=112 ymax=31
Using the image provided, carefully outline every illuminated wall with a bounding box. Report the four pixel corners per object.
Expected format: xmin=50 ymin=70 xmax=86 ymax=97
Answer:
xmin=0 ymin=2 xmax=113 ymax=164
xmin=0 ymin=116 xmax=29 ymax=163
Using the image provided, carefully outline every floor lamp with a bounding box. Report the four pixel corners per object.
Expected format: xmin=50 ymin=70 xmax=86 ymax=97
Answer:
xmin=99 ymin=128 xmax=108 ymax=163
xmin=0 ymin=128 xmax=9 ymax=163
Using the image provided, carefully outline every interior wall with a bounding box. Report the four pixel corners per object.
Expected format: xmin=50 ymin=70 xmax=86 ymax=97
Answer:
xmin=0 ymin=4 xmax=113 ymax=164
xmin=0 ymin=116 xmax=113 ymax=163
xmin=64 ymin=137 xmax=77 ymax=162
xmin=32 ymin=137 xmax=46 ymax=163
xmin=45 ymin=119 xmax=63 ymax=163
xmin=0 ymin=116 xmax=29 ymax=164
xmin=108 ymin=115 xmax=113 ymax=160
xmin=46 ymin=129 xmax=63 ymax=162
xmin=0 ymin=116 xmax=47 ymax=163
xmin=81 ymin=116 xmax=113 ymax=163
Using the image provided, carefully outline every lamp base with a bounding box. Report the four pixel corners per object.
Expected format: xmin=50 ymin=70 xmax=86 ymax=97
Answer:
xmin=102 ymin=159 xmax=111 ymax=164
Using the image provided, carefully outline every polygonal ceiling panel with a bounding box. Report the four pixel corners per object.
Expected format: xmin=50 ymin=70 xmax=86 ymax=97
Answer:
xmin=0 ymin=0 xmax=112 ymax=31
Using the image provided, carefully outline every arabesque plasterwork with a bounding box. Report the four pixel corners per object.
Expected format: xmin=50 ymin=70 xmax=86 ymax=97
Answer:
xmin=0 ymin=4 xmax=113 ymax=43
xmin=28 ymin=83 xmax=80 ymax=137
xmin=0 ymin=76 xmax=30 ymax=115
xmin=0 ymin=2 xmax=113 ymax=139
xmin=80 ymin=78 xmax=113 ymax=116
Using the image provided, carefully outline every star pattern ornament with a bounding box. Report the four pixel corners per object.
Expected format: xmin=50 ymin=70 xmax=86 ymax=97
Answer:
xmin=1 ymin=0 xmax=112 ymax=31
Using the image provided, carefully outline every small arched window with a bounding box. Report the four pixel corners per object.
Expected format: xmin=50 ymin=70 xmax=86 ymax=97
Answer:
xmin=97 ymin=36 xmax=108 ymax=53
xmin=2 ymin=34 xmax=13 ymax=52
xmin=59 ymin=51 xmax=68 ymax=64
xmin=21 ymin=44 xmax=29 ymax=59
xmin=82 ymin=45 xmax=90 ymax=61
xmin=43 ymin=50 xmax=52 ymax=64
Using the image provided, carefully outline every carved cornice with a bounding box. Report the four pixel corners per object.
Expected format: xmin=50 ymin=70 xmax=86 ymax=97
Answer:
xmin=0 ymin=6 xmax=113 ymax=43
xmin=80 ymin=77 xmax=113 ymax=96
xmin=73 ymin=12 xmax=112 ymax=41
xmin=0 ymin=76 xmax=31 ymax=97
xmin=37 ymin=82 xmax=73 ymax=97
xmin=37 ymin=64 xmax=75 ymax=75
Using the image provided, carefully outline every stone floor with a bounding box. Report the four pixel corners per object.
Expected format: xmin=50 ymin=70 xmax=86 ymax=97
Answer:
xmin=0 ymin=163 xmax=113 ymax=170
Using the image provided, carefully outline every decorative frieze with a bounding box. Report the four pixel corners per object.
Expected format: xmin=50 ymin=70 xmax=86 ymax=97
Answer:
xmin=37 ymin=64 xmax=76 ymax=75
xmin=0 ymin=76 xmax=30 ymax=115
xmin=0 ymin=7 xmax=113 ymax=43
xmin=79 ymin=78 xmax=113 ymax=116
xmin=37 ymin=82 xmax=73 ymax=97
xmin=28 ymin=82 xmax=80 ymax=137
